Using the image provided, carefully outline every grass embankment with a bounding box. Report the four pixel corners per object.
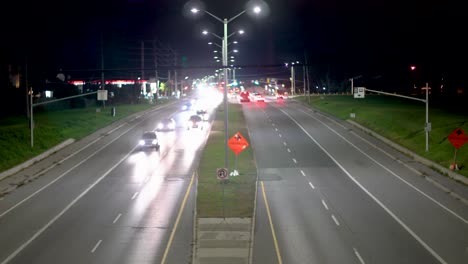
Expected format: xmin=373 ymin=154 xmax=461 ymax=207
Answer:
xmin=197 ymin=103 xmax=256 ymax=218
xmin=0 ymin=102 xmax=162 ymax=172
xmin=298 ymin=95 xmax=468 ymax=178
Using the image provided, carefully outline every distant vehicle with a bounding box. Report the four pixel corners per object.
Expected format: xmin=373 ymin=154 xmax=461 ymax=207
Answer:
xmin=277 ymin=91 xmax=288 ymax=99
xmin=182 ymin=102 xmax=193 ymax=111
xmin=156 ymin=118 xmax=176 ymax=131
xmin=187 ymin=115 xmax=204 ymax=130
xmin=138 ymin=131 xmax=160 ymax=150
xmin=239 ymin=91 xmax=250 ymax=102
xmin=250 ymin=92 xmax=265 ymax=102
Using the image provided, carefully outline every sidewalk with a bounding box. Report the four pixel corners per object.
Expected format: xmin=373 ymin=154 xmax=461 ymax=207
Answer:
xmin=193 ymin=218 xmax=253 ymax=264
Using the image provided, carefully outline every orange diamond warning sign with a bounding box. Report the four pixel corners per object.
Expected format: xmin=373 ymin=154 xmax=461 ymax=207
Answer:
xmin=448 ymin=128 xmax=468 ymax=149
xmin=228 ymin=132 xmax=250 ymax=155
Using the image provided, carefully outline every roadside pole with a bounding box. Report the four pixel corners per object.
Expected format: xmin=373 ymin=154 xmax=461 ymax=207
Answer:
xmin=364 ymin=87 xmax=430 ymax=152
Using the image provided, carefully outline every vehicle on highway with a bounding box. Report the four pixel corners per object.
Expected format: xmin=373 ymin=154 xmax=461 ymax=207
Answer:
xmin=277 ymin=91 xmax=288 ymax=99
xmin=239 ymin=91 xmax=250 ymax=102
xmin=156 ymin=118 xmax=176 ymax=131
xmin=138 ymin=131 xmax=160 ymax=150
xmin=187 ymin=115 xmax=204 ymax=130
xmin=250 ymin=92 xmax=265 ymax=102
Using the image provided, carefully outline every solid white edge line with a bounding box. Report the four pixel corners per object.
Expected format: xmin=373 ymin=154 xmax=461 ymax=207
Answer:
xmin=331 ymin=214 xmax=340 ymax=226
xmin=300 ymin=170 xmax=306 ymax=176
xmin=353 ymin=248 xmax=366 ymax=264
xmin=298 ymin=108 xmax=468 ymax=225
xmin=0 ymin=145 xmax=138 ymax=264
xmin=113 ymin=213 xmax=122 ymax=224
xmin=0 ymin=125 xmax=137 ymax=219
xmin=280 ymin=109 xmax=448 ymax=264
xmin=131 ymin=192 xmax=139 ymax=200
xmin=322 ymin=200 xmax=329 ymax=210
xmin=91 ymin=239 xmax=102 ymax=253
xmin=308 ymin=182 xmax=315 ymax=189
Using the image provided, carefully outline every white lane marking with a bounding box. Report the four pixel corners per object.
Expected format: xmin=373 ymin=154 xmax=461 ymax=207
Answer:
xmin=287 ymin=148 xmax=291 ymax=153
xmin=283 ymin=142 xmax=287 ymax=146
xmin=280 ymin=109 xmax=449 ymax=264
xmin=113 ymin=213 xmax=122 ymax=224
xmin=91 ymin=240 xmax=102 ymax=253
xmin=131 ymin=192 xmax=139 ymax=200
xmin=272 ymin=123 xmax=275 ymax=126
xmin=350 ymin=130 xmax=423 ymax=176
xmin=292 ymin=158 xmax=297 ymax=164
xmin=331 ymin=215 xmax=340 ymax=226
xmin=300 ymin=170 xmax=306 ymax=177
xmin=275 ymin=128 xmax=278 ymax=131
xmin=298 ymin=108 xmax=468 ymax=225
xmin=0 ymin=146 xmax=138 ymax=264
xmin=322 ymin=200 xmax=329 ymax=210
xmin=353 ymin=248 xmax=366 ymax=264
xmin=0 ymin=125 xmax=137 ymax=219
xmin=309 ymin=182 xmax=315 ymax=189
xmin=279 ymin=134 xmax=282 ymax=138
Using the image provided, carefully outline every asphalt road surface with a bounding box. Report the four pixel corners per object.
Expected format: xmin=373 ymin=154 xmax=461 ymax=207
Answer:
xmin=246 ymin=97 xmax=468 ymax=264
xmin=0 ymin=95 xmax=220 ymax=264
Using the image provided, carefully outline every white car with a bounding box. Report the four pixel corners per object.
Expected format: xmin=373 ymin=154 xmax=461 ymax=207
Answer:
xmin=250 ymin=92 xmax=265 ymax=102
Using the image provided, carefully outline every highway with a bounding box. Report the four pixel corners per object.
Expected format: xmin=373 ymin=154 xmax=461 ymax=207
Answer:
xmin=246 ymin=97 xmax=468 ymax=264
xmin=0 ymin=95 xmax=220 ymax=264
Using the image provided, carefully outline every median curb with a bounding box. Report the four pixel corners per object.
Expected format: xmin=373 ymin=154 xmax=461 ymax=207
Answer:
xmin=0 ymin=138 xmax=75 ymax=182
xmin=347 ymin=120 xmax=468 ymax=186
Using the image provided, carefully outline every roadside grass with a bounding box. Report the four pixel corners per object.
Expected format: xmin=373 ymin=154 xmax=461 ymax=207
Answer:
xmin=297 ymin=95 xmax=468 ymax=178
xmin=197 ymin=103 xmax=256 ymax=218
xmin=0 ymin=102 xmax=165 ymax=172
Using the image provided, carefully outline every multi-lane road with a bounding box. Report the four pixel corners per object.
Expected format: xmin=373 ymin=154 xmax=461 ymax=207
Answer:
xmin=0 ymin=92 xmax=467 ymax=264
xmin=0 ymin=97 xmax=218 ymax=264
xmin=247 ymin=97 xmax=468 ymax=264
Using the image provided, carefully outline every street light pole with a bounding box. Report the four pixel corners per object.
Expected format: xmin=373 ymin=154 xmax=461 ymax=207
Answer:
xmin=223 ymin=18 xmax=229 ymax=169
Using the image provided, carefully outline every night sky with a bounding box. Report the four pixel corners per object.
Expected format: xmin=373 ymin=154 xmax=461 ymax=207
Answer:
xmin=2 ymin=0 xmax=466 ymax=89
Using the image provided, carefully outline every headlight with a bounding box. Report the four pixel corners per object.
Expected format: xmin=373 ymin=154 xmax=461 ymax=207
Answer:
xmin=139 ymin=140 xmax=145 ymax=145
xmin=157 ymin=123 xmax=163 ymax=129
xmin=152 ymin=139 xmax=158 ymax=145
xmin=168 ymin=123 xmax=175 ymax=129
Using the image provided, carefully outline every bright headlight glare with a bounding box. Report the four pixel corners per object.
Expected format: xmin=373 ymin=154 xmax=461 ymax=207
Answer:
xmin=139 ymin=140 xmax=145 ymax=145
xmin=152 ymin=139 xmax=158 ymax=145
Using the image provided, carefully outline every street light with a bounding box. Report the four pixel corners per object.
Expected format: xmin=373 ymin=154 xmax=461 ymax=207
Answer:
xmin=190 ymin=4 xmax=263 ymax=170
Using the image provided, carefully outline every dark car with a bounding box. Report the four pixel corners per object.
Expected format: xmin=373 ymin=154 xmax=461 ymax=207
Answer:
xmin=138 ymin=131 xmax=160 ymax=150
xmin=187 ymin=115 xmax=204 ymax=130
xmin=156 ymin=118 xmax=176 ymax=131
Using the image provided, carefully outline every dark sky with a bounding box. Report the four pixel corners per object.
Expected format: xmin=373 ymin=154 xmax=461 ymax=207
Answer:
xmin=2 ymin=0 xmax=466 ymax=87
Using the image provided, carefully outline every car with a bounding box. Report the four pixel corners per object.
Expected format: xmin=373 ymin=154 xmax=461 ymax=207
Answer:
xmin=138 ymin=131 xmax=160 ymax=150
xmin=250 ymin=92 xmax=265 ymax=102
xmin=187 ymin=115 xmax=204 ymax=130
xmin=277 ymin=91 xmax=288 ymax=99
xmin=239 ymin=91 xmax=250 ymax=102
xmin=156 ymin=118 xmax=176 ymax=131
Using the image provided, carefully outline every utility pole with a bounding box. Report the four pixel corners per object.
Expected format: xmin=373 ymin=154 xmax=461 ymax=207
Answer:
xmin=153 ymin=39 xmax=159 ymax=97
xmin=304 ymin=53 xmax=310 ymax=103
xmin=101 ymin=33 xmax=105 ymax=107
xmin=25 ymin=56 xmax=30 ymax=118
xmin=141 ymin=41 xmax=145 ymax=94
xmin=168 ymin=70 xmax=171 ymax=96
xmin=290 ymin=65 xmax=296 ymax=95
xmin=173 ymin=50 xmax=178 ymax=98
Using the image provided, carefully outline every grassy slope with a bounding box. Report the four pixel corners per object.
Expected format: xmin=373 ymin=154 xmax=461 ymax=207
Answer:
xmin=298 ymin=95 xmax=468 ymax=177
xmin=0 ymin=103 xmax=157 ymax=172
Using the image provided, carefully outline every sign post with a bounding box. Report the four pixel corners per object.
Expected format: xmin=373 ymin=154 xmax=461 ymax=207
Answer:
xmin=217 ymin=167 xmax=229 ymax=219
xmin=447 ymin=128 xmax=468 ymax=170
xmin=227 ymin=132 xmax=250 ymax=176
